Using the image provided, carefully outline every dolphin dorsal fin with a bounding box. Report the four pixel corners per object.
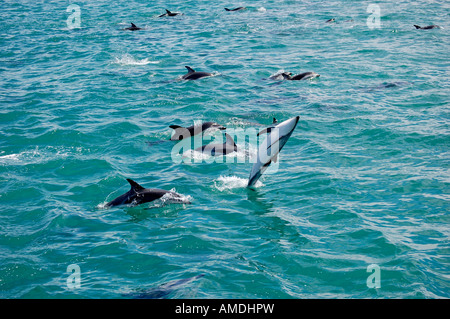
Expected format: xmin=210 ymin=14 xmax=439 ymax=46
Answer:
xmin=169 ymin=125 xmax=182 ymax=130
xmin=131 ymin=23 xmax=137 ymax=28
xmin=185 ymin=66 xmax=195 ymax=73
xmin=166 ymin=9 xmax=172 ymax=14
xmin=272 ymin=118 xmax=278 ymax=124
xmin=224 ymin=133 xmax=236 ymax=147
xmin=126 ymin=179 xmax=145 ymax=192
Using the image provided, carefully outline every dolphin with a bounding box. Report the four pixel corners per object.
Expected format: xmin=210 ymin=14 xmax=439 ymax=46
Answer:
xmin=125 ymin=274 xmax=205 ymax=299
xmin=248 ymin=116 xmax=299 ymax=187
xmin=283 ymin=72 xmax=320 ymax=80
xmin=124 ymin=23 xmax=142 ymax=31
xmin=159 ymin=9 xmax=182 ymax=17
xmin=326 ymin=18 xmax=335 ymax=23
xmin=169 ymin=122 xmax=226 ymax=141
xmin=105 ymin=179 xmax=190 ymax=207
xmin=225 ymin=7 xmax=246 ymax=11
xmin=181 ymin=66 xmax=214 ymax=80
xmin=414 ymin=24 xmax=440 ymax=29
xmin=257 ymin=118 xmax=278 ymax=136
xmin=194 ymin=133 xmax=238 ymax=156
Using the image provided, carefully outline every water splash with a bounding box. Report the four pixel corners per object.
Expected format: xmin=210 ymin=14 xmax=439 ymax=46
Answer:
xmin=112 ymin=53 xmax=159 ymax=66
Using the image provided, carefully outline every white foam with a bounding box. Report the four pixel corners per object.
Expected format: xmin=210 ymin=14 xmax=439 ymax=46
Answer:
xmin=214 ymin=175 xmax=263 ymax=191
xmin=113 ymin=53 xmax=159 ymax=66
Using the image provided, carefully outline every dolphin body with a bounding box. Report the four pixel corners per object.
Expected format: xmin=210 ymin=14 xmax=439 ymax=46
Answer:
xmin=225 ymin=7 xmax=246 ymax=11
xmin=124 ymin=23 xmax=141 ymax=31
xmin=181 ymin=66 xmax=214 ymax=80
xmin=105 ymin=179 xmax=189 ymax=207
xmin=248 ymin=116 xmax=299 ymax=187
xmin=125 ymin=274 xmax=205 ymax=299
xmin=159 ymin=9 xmax=182 ymax=17
xmin=169 ymin=122 xmax=226 ymax=141
xmin=414 ymin=24 xmax=440 ymax=29
xmin=282 ymin=72 xmax=320 ymax=80
xmin=194 ymin=133 xmax=238 ymax=156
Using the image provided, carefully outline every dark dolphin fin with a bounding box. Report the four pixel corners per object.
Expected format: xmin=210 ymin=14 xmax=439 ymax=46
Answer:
xmin=126 ymin=179 xmax=145 ymax=192
xmin=272 ymin=118 xmax=278 ymax=124
xmin=414 ymin=25 xmax=421 ymax=29
xmin=131 ymin=23 xmax=137 ymax=28
xmin=166 ymin=9 xmax=172 ymax=14
xmin=224 ymin=133 xmax=237 ymax=147
xmin=185 ymin=66 xmax=195 ymax=73
xmin=225 ymin=8 xmax=231 ymax=11
xmin=169 ymin=125 xmax=182 ymax=130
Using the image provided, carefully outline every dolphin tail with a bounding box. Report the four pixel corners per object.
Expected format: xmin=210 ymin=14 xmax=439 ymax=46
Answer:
xmin=126 ymin=179 xmax=145 ymax=192
xmin=414 ymin=25 xmax=421 ymax=29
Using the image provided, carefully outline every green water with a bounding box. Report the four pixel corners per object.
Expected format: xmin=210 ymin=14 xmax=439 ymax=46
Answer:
xmin=0 ymin=0 xmax=449 ymax=298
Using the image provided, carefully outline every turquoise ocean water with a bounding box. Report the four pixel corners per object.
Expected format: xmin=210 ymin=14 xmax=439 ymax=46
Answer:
xmin=0 ymin=0 xmax=449 ymax=298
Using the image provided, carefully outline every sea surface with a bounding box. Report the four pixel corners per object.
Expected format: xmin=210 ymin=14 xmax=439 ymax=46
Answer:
xmin=0 ymin=0 xmax=449 ymax=299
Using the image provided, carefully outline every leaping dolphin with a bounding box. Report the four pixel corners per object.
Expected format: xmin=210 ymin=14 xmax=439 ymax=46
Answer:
xmin=105 ymin=179 xmax=190 ymax=207
xmin=169 ymin=122 xmax=226 ymax=141
xmin=181 ymin=66 xmax=214 ymax=80
xmin=248 ymin=116 xmax=299 ymax=187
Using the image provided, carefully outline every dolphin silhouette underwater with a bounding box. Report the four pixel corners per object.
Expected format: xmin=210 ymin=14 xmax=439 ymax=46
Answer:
xmin=181 ymin=66 xmax=214 ymax=80
xmin=104 ymin=179 xmax=190 ymax=207
xmin=169 ymin=122 xmax=226 ymax=141
xmin=125 ymin=274 xmax=205 ymax=299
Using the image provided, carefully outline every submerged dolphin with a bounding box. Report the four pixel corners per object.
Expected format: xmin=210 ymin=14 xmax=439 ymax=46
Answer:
xmin=194 ymin=133 xmax=238 ymax=156
xmin=414 ymin=24 xmax=440 ymax=29
xmin=181 ymin=66 xmax=214 ymax=80
xmin=124 ymin=23 xmax=142 ymax=31
xmin=105 ymin=179 xmax=190 ymax=207
xmin=225 ymin=7 xmax=246 ymax=11
xmin=125 ymin=274 xmax=205 ymax=299
xmin=159 ymin=9 xmax=182 ymax=17
xmin=248 ymin=116 xmax=299 ymax=187
xmin=169 ymin=122 xmax=226 ymax=141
